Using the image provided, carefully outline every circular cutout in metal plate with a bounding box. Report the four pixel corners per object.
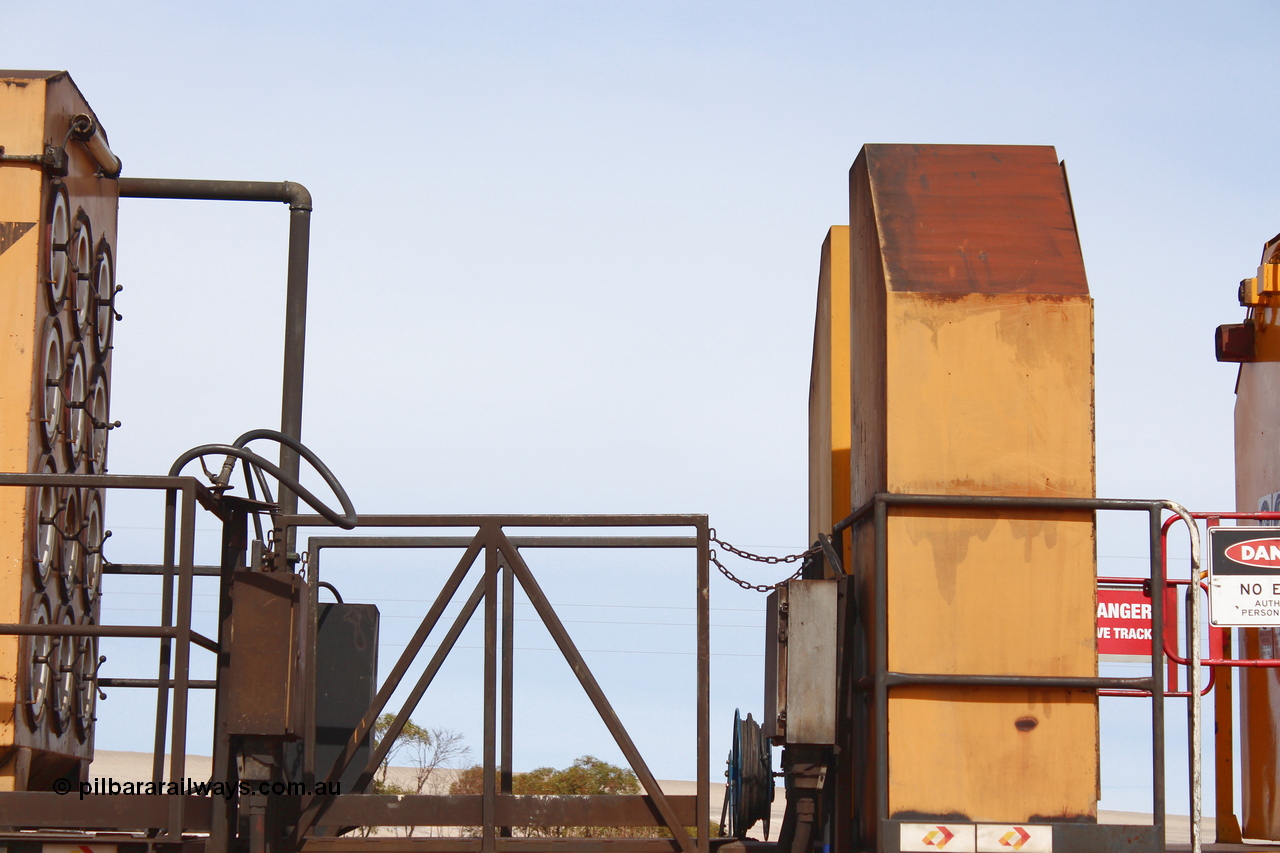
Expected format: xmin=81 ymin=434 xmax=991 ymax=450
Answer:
xmin=68 ymin=213 xmax=93 ymax=339
xmin=39 ymin=320 xmax=65 ymax=452
xmin=44 ymin=186 xmax=69 ymax=311
xmin=58 ymin=489 xmax=82 ymax=603
xmin=74 ymin=617 xmax=98 ymax=742
xmin=85 ymin=366 xmax=110 ymax=475
xmin=51 ymin=604 xmax=76 ymax=734
xmin=32 ymin=456 xmax=61 ymax=590
xmin=63 ymin=343 xmax=87 ymax=470
xmin=92 ymin=240 xmax=114 ymax=360
xmin=81 ymin=490 xmax=104 ymax=609
xmin=22 ymin=594 xmax=54 ymax=729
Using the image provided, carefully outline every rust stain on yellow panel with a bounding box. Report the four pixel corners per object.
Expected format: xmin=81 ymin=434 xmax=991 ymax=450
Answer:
xmin=887 ymin=510 xmax=1095 ymax=676
xmin=889 ymin=686 xmax=1098 ymax=822
xmin=808 ymin=226 xmax=852 ymax=566
xmin=845 ymin=144 xmax=1098 ymax=838
xmin=886 ymin=292 xmax=1094 ymax=497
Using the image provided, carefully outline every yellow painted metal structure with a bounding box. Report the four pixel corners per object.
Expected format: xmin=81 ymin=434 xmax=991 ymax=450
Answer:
xmin=808 ymin=225 xmax=851 ymax=569
xmin=1232 ymin=230 xmax=1280 ymax=838
xmin=0 ymin=71 xmax=116 ymax=789
xmin=812 ymin=144 xmax=1098 ymax=848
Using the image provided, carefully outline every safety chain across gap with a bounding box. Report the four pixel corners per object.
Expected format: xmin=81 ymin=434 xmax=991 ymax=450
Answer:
xmin=708 ymin=528 xmax=819 ymax=593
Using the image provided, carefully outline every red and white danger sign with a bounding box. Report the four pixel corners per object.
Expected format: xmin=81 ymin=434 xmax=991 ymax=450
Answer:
xmin=1096 ymin=588 xmax=1154 ymax=658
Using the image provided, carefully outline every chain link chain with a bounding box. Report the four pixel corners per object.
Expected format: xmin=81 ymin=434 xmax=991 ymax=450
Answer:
xmin=708 ymin=528 xmax=820 ymax=593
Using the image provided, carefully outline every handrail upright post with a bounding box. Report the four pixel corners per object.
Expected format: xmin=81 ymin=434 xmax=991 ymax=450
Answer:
xmin=500 ymin=549 xmax=513 ymax=839
xmin=482 ymin=531 xmax=498 ymax=853
xmin=151 ymin=486 xmax=178 ymax=792
xmin=166 ymin=483 xmax=197 ymax=838
xmin=1149 ymin=506 xmax=1167 ymax=852
xmin=873 ymin=497 xmax=889 ymax=847
xmin=697 ymin=517 xmax=710 ymax=853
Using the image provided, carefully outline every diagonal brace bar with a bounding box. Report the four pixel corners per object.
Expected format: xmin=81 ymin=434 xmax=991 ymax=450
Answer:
xmin=494 ymin=530 xmax=695 ymax=852
xmin=294 ymin=535 xmax=484 ymax=840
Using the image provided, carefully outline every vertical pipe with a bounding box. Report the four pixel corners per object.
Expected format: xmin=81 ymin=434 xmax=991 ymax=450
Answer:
xmin=482 ymin=534 xmax=498 ymax=853
xmin=151 ymin=488 xmax=178 ymax=788
xmin=279 ymin=205 xmax=311 ymax=556
xmin=305 ymin=548 xmax=321 ymax=788
xmin=1215 ymin=626 xmax=1240 ymax=842
xmin=697 ymin=519 xmax=710 ymax=852
xmin=1149 ymin=507 xmax=1166 ymax=851
xmin=166 ymin=485 xmax=197 ymax=837
xmin=500 ymin=553 xmax=513 ymax=839
xmin=874 ymin=497 xmax=889 ymax=846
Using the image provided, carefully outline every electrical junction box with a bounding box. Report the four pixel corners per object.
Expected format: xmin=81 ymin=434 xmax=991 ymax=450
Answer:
xmin=764 ymin=579 xmax=838 ymax=746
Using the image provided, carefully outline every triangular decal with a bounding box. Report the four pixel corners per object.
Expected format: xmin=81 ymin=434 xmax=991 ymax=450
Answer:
xmin=0 ymin=221 xmax=35 ymax=257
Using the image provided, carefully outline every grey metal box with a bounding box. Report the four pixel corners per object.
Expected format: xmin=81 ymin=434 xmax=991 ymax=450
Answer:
xmin=764 ymin=579 xmax=838 ymax=745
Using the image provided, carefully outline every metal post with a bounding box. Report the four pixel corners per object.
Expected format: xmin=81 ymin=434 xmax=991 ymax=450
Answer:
xmin=483 ymin=535 xmax=498 ymax=853
xmin=151 ymin=487 xmax=178 ymax=789
xmin=278 ymin=204 xmax=311 ymax=554
xmin=500 ymin=552 xmax=514 ymax=839
xmin=1149 ymin=507 xmax=1167 ymax=851
xmin=165 ymin=484 xmax=197 ymax=838
xmin=697 ymin=519 xmax=710 ymax=852
xmin=874 ymin=497 xmax=889 ymax=849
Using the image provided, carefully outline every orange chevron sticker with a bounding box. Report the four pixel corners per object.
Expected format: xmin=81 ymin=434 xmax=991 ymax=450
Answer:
xmin=999 ymin=827 xmax=1031 ymax=849
xmin=924 ymin=826 xmax=956 ymax=847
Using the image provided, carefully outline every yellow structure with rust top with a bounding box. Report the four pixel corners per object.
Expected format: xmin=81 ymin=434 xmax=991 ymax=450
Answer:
xmin=811 ymin=144 xmax=1098 ymax=850
xmin=0 ymin=70 xmax=117 ymax=789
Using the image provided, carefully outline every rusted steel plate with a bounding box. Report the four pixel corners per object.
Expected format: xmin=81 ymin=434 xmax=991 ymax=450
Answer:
xmin=0 ymin=792 xmax=212 ymax=830
xmin=859 ymin=144 xmax=1088 ymax=295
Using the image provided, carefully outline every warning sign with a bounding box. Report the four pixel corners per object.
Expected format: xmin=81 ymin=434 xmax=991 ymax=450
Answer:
xmin=1209 ymin=527 xmax=1280 ymax=627
xmin=1096 ymin=588 xmax=1154 ymax=658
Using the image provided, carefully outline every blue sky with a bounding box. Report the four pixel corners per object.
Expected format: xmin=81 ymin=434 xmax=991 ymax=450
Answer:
xmin=3 ymin=0 xmax=1277 ymax=815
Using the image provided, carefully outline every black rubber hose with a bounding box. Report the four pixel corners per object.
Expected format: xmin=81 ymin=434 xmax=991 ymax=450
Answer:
xmin=168 ymin=443 xmax=357 ymax=529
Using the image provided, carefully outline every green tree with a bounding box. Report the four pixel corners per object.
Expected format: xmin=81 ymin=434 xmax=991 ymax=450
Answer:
xmin=450 ymin=755 xmax=716 ymax=839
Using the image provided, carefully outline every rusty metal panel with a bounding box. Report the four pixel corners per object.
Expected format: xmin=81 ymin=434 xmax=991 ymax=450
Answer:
xmin=0 ymin=792 xmax=211 ymax=830
xmin=224 ymin=570 xmax=301 ymax=736
xmin=864 ymin=144 xmax=1087 ymax=295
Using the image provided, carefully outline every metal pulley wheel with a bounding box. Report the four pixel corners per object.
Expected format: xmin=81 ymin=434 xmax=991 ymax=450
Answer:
xmin=722 ymin=708 xmax=773 ymax=839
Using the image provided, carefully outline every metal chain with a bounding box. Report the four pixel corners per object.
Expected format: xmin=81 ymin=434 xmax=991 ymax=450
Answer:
xmin=708 ymin=528 xmax=820 ymax=593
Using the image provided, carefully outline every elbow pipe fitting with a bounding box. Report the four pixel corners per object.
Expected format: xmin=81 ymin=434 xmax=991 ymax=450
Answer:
xmin=69 ymin=113 xmax=122 ymax=178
